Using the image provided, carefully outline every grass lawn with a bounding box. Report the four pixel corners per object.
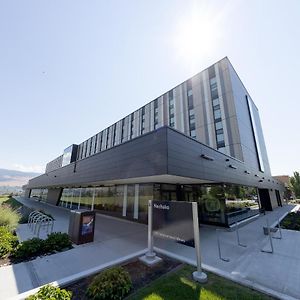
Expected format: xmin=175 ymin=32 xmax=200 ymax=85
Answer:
xmin=0 ymin=196 xmax=22 ymax=210
xmin=128 ymin=265 xmax=272 ymax=300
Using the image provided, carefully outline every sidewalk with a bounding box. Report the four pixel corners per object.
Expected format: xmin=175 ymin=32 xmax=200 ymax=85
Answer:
xmin=155 ymin=204 xmax=300 ymax=300
xmin=0 ymin=197 xmax=147 ymax=300
xmin=1 ymin=198 xmax=299 ymax=300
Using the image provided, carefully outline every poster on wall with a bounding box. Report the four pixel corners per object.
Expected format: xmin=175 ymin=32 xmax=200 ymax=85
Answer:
xmin=152 ymin=201 xmax=195 ymax=247
xmin=81 ymin=215 xmax=94 ymax=235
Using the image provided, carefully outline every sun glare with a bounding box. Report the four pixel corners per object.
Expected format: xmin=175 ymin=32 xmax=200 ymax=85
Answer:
xmin=172 ymin=2 xmax=226 ymax=68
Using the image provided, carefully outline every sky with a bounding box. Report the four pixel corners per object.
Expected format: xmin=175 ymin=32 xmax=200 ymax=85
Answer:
xmin=0 ymin=0 xmax=299 ymax=176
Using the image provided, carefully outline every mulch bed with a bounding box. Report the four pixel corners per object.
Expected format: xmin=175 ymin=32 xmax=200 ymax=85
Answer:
xmin=67 ymin=255 xmax=182 ymax=300
xmin=0 ymin=256 xmax=12 ymax=267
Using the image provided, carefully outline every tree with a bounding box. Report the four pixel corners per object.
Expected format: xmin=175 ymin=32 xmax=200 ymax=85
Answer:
xmin=290 ymin=171 xmax=300 ymax=198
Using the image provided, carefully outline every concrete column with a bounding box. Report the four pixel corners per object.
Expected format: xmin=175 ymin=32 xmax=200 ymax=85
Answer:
xmin=122 ymin=185 xmax=128 ymax=217
xmin=134 ymin=184 xmax=139 ymax=219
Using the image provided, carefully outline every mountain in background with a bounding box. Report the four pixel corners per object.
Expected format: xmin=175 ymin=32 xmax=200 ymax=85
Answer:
xmin=0 ymin=168 xmax=41 ymax=188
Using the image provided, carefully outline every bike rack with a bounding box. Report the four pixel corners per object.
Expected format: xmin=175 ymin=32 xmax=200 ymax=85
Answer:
xmin=27 ymin=210 xmax=54 ymax=238
xmin=216 ymin=229 xmax=230 ymax=262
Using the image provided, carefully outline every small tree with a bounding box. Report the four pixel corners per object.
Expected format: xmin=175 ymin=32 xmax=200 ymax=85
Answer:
xmin=290 ymin=171 xmax=300 ymax=198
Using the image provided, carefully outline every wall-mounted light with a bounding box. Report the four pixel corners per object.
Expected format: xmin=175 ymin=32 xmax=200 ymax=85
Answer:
xmin=225 ymin=158 xmax=230 ymax=162
xmin=244 ymin=170 xmax=250 ymax=174
xmin=259 ymin=179 xmax=263 ymax=182
xmin=200 ymin=154 xmax=214 ymax=161
xmin=255 ymin=174 xmax=259 ymax=177
xmin=229 ymin=164 xmax=237 ymax=169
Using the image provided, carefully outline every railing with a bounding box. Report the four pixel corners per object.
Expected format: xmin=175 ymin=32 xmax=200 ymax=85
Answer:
xmin=28 ymin=210 xmax=54 ymax=238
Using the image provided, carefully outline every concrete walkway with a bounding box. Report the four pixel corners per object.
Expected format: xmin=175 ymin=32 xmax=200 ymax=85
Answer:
xmin=155 ymin=204 xmax=300 ymax=300
xmin=1 ymin=197 xmax=299 ymax=300
xmin=1 ymin=197 xmax=147 ymax=300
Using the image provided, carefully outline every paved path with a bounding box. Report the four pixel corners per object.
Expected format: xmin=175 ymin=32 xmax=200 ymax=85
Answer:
xmin=155 ymin=204 xmax=299 ymax=300
xmin=1 ymin=198 xmax=299 ymax=300
xmin=1 ymin=197 xmax=147 ymax=299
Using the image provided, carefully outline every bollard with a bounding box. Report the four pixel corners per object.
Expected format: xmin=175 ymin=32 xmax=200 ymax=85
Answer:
xmin=139 ymin=200 xmax=162 ymax=266
xmin=192 ymin=202 xmax=207 ymax=283
xmin=216 ymin=229 xmax=230 ymax=262
xmin=235 ymin=222 xmax=247 ymax=247
xmin=272 ymin=214 xmax=282 ymax=240
xmin=261 ymin=218 xmax=274 ymax=253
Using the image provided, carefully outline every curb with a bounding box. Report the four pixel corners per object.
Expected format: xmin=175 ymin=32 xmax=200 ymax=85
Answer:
xmin=8 ymin=248 xmax=147 ymax=300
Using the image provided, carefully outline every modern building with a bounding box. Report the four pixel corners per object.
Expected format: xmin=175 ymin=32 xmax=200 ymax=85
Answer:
xmin=24 ymin=57 xmax=284 ymax=227
xmin=274 ymin=175 xmax=293 ymax=200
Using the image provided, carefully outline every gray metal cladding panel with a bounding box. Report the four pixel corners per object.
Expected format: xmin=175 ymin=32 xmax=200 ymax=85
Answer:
xmin=28 ymin=129 xmax=168 ymax=188
xmin=166 ymin=128 xmax=277 ymax=189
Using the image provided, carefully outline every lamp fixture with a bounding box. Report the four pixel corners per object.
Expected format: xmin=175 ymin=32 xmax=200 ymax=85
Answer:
xmin=229 ymin=164 xmax=237 ymax=169
xmin=200 ymin=154 xmax=214 ymax=161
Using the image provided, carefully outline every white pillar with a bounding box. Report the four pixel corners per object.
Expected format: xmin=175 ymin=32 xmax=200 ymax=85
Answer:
xmin=122 ymin=185 xmax=128 ymax=217
xmin=134 ymin=184 xmax=139 ymax=219
xmin=91 ymin=188 xmax=95 ymax=211
xmin=78 ymin=188 xmax=82 ymax=210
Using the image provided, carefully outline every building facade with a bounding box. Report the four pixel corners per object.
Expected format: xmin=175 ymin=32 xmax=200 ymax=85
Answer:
xmin=25 ymin=57 xmax=284 ymax=227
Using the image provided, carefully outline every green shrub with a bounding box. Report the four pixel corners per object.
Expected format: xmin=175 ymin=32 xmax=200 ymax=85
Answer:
xmin=44 ymin=232 xmax=72 ymax=253
xmin=26 ymin=284 xmax=72 ymax=300
xmin=86 ymin=266 xmax=132 ymax=300
xmin=1 ymin=197 xmax=22 ymax=210
xmin=12 ymin=232 xmax=73 ymax=261
xmin=0 ymin=206 xmax=21 ymax=231
xmin=13 ymin=238 xmax=45 ymax=260
xmin=0 ymin=226 xmax=18 ymax=258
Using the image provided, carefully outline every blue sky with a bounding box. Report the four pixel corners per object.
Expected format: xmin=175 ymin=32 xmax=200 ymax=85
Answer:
xmin=0 ymin=0 xmax=299 ymax=176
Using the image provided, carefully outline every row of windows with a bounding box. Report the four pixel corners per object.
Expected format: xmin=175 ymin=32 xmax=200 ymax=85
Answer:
xmin=210 ymin=76 xmax=225 ymax=150
xmin=77 ymin=79 xmax=227 ymax=162
xmin=49 ymin=74 xmax=230 ymax=168
xmin=187 ymin=80 xmax=196 ymax=139
xmin=168 ymin=90 xmax=175 ymax=128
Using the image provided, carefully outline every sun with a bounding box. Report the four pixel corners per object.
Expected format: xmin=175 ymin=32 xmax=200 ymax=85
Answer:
xmin=172 ymin=3 xmax=224 ymax=67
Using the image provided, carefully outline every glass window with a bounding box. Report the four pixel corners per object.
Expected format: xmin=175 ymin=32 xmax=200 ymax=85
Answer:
xmin=190 ymin=129 xmax=196 ymax=138
xmin=198 ymin=184 xmax=226 ymax=225
xmin=213 ymin=104 xmax=220 ymax=111
xmin=187 ymin=89 xmax=193 ymax=97
xmin=216 ymin=133 xmax=224 ymax=142
xmin=214 ymin=109 xmax=221 ymax=120
xmin=216 ymin=128 xmax=223 ymax=135
xmin=80 ymin=188 xmax=94 ymax=210
xmin=210 ymin=77 xmax=217 ymax=85
xmin=212 ymin=98 xmax=219 ymax=106
xmin=211 ymin=89 xmax=218 ymax=99
xmin=188 ymin=96 xmax=194 ymax=109
xmin=94 ymin=186 xmax=123 ymax=217
xmin=215 ymin=121 xmax=223 ymax=130
xmin=224 ymin=185 xmax=259 ymax=225
xmin=138 ymin=184 xmax=154 ymax=223
xmin=217 ymin=141 xmax=225 ymax=148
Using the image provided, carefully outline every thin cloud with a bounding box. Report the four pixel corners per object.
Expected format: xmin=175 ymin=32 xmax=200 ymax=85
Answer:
xmin=13 ymin=164 xmax=44 ymax=174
